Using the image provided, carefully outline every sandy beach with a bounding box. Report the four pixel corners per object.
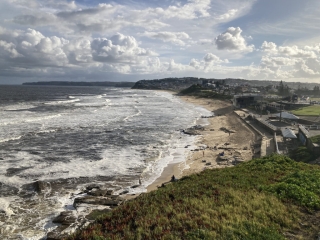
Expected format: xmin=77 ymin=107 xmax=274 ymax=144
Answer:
xmin=147 ymin=94 xmax=259 ymax=192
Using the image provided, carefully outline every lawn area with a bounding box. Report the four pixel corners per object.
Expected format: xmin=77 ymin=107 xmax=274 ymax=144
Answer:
xmin=67 ymin=155 xmax=320 ymax=240
xmin=291 ymin=105 xmax=320 ymax=116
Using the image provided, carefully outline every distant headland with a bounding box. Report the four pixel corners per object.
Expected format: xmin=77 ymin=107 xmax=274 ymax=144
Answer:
xmin=22 ymin=81 xmax=136 ymax=88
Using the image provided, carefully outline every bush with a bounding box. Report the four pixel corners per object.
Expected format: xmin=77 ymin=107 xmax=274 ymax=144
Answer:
xmin=289 ymin=146 xmax=315 ymax=162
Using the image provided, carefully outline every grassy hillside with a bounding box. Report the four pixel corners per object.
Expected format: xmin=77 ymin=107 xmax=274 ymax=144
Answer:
xmin=179 ymin=84 xmax=233 ymax=100
xmin=291 ymin=105 xmax=320 ymax=116
xmin=67 ymin=155 xmax=320 ymax=240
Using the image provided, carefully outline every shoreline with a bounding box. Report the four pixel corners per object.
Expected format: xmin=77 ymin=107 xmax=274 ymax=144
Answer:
xmin=144 ymin=94 xmax=259 ymax=193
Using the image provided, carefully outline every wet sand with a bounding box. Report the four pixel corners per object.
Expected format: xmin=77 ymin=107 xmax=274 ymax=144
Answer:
xmin=146 ymin=94 xmax=259 ymax=192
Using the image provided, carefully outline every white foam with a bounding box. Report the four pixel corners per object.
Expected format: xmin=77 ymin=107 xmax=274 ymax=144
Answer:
xmin=0 ymin=135 xmax=22 ymax=143
xmin=0 ymin=197 xmax=15 ymax=216
xmin=45 ymin=99 xmax=80 ymax=105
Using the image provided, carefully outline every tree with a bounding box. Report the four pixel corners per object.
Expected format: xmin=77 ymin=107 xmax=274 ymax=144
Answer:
xmin=278 ymin=80 xmax=290 ymax=96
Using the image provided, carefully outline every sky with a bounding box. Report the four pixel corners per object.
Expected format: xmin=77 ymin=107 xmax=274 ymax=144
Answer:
xmin=1 ymin=0 xmax=320 ymax=84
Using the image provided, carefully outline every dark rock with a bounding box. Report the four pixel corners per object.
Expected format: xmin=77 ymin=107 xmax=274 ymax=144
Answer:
xmin=34 ymin=180 xmax=51 ymax=193
xmin=119 ymin=190 xmax=129 ymax=195
xmin=131 ymin=185 xmax=140 ymax=189
xmin=87 ymin=190 xmax=108 ymax=196
xmin=52 ymin=211 xmax=76 ymax=226
xmin=205 ymin=162 xmax=212 ymax=165
xmin=86 ymin=184 xmax=101 ymax=191
xmin=46 ymin=231 xmax=67 ymax=240
xmin=30 ymin=151 xmax=41 ymax=155
xmin=106 ymin=189 xmax=114 ymax=195
xmin=73 ymin=196 xmax=123 ymax=209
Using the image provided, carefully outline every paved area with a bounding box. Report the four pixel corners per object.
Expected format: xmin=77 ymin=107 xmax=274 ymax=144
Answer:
xmin=234 ymin=110 xmax=275 ymax=157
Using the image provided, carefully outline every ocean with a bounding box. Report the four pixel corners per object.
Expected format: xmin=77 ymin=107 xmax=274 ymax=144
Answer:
xmin=0 ymin=85 xmax=211 ymax=239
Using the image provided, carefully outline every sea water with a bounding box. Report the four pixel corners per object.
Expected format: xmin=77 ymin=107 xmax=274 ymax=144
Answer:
xmin=0 ymin=85 xmax=211 ymax=239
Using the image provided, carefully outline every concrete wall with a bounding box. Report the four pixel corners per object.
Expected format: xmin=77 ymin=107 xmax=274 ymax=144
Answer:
xmin=298 ymin=126 xmax=320 ymax=155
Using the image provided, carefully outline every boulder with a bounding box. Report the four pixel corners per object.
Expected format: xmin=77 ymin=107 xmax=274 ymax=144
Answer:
xmin=86 ymin=184 xmax=101 ymax=191
xmin=87 ymin=190 xmax=108 ymax=196
xmin=52 ymin=211 xmax=76 ymax=226
xmin=119 ymin=190 xmax=129 ymax=195
xmin=73 ymin=196 xmax=123 ymax=209
xmin=33 ymin=180 xmax=51 ymax=193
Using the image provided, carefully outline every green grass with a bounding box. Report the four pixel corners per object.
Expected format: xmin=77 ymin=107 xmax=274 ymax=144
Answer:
xmin=291 ymin=105 xmax=320 ymax=116
xmin=179 ymin=84 xmax=233 ymax=100
xmin=310 ymin=135 xmax=320 ymax=144
xmin=67 ymin=155 xmax=320 ymax=240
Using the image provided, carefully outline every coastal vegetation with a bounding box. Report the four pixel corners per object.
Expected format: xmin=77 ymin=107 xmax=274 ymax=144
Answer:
xmin=179 ymin=84 xmax=233 ymax=100
xmin=67 ymin=154 xmax=320 ymax=239
xmin=291 ymin=105 xmax=320 ymax=116
xmin=289 ymin=146 xmax=317 ymax=163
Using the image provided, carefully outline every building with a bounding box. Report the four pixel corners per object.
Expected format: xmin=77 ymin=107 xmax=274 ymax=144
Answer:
xmin=233 ymin=94 xmax=263 ymax=108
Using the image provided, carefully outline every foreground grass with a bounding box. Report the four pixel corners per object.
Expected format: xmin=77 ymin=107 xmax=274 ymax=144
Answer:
xmin=291 ymin=105 xmax=320 ymax=116
xmin=67 ymin=155 xmax=320 ymax=239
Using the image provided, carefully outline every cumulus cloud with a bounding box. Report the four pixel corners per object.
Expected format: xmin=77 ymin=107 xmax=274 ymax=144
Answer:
xmin=204 ymin=53 xmax=225 ymax=63
xmin=260 ymin=56 xmax=297 ymax=68
xmin=0 ymin=28 xmax=160 ymax=77
xmin=167 ymin=59 xmax=187 ymax=72
xmin=278 ymin=45 xmax=317 ymax=58
xmin=215 ymin=27 xmax=254 ymax=52
xmin=91 ymin=33 xmax=157 ymax=63
xmin=189 ymin=58 xmax=201 ymax=69
xmin=0 ymin=28 xmax=69 ymax=68
xmin=189 ymin=53 xmax=229 ymax=72
xmin=257 ymin=42 xmax=320 ymax=80
xmin=141 ymin=31 xmax=190 ymax=46
xmin=261 ymin=41 xmax=277 ymax=53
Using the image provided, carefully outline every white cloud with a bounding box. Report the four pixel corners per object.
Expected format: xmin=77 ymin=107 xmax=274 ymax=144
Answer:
xmin=204 ymin=53 xmax=223 ymax=63
xmin=188 ymin=53 xmax=229 ymax=72
xmin=56 ymin=4 xmax=114 ymax=20
xmin=216 ymin=9 xmax=238 ymax=20
xmin=189 ymin=58 xmax=201 ymax=69
xmin=91 ymin=33 xmax=157 ymax=64
xmin=139 ymin=0 xmax=211 ymax=20
xmin=261 ymin=41 xmax=277 ymax=54
xmin=0 ymin=28 xmax=69 ymax=68
xmin=278 ymin=45 xmax=317 ymax=58
xmin=0 ymin=28 xmax=161 ymax=77
xmin=215 ymin=27 xmax=254 ymax=52
xmin=167 ymin=59 xmax=187 ymax=72
xmin=0 ymin=40 xmax=21 ymax=58
xmin=141 ymin=31 xmax=190 ymax=46
xmin=260 ymin=56 xmax=297 ymax=68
